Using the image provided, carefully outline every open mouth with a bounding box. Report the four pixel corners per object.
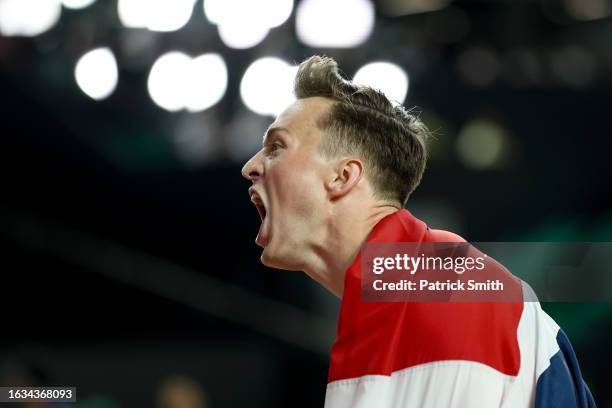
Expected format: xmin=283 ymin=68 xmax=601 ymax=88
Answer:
xmin=249 ymin=187 xmax=270 ymax=247
xmin=249 ymin=188 xmax=266 ymax=219
xmin=251 ymin=195 xmax=267 ymax=221
xmin=249 ymin=189 xmax=270 ymax=246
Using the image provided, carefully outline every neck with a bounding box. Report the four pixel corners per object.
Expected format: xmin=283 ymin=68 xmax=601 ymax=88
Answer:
xmin=303 ymin=202 xmax=400 ymax=298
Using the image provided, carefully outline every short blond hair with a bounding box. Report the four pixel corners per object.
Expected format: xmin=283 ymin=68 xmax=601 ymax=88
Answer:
xmin=294 ymin=55 xmax=429 ymax=205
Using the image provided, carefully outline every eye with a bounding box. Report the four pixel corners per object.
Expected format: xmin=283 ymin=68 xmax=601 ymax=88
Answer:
xmin=265 ymin=142 xmax=283 ymax=155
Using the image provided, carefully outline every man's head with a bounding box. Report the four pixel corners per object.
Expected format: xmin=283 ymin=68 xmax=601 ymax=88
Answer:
xmin=242 ymin=55 xmax=429 ymax=271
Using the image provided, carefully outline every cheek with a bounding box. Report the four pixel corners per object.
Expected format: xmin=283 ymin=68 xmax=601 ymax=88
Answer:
xmin=270 ymin=159 xmax=324 ymax=215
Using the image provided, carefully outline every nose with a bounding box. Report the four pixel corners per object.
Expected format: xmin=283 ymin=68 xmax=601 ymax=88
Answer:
xmin=241 ymin=150 xmax=263 ymax=182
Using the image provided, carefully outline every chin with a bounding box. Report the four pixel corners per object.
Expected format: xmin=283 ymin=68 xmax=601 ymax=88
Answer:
xmin=260 ymin=247 xmax=301 ymax=271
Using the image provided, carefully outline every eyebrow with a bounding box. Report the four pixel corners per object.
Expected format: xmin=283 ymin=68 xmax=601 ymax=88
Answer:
xmin=262 ymin=126 xmax=289 ymax=146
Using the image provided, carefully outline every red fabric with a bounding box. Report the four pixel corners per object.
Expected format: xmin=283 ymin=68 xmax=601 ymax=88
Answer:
xmin=328 ymin=209 xmax=523 ymax=382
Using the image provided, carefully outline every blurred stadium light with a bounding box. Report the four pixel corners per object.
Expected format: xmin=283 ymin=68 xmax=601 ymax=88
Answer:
xmin=240 ymin=57 xmax=297 ymax=117
xmin=147 ymin=52 xmax=228 ymax=112
xmin=296 ymin=0 xmax=375 ymax=48
xmin=456 ymin=118 xmax=511 ymax=170
xmin=117 ymin=0 xmax=196 ymax=32
xmin=202 ymin=0 xmax=228 ymax=24
xmin=117 ymin=0 xmax=147 ymax=29
xmin=563 ymin=0 xmax=612 ymax=21
xmin=148 ymin=52 xmax=192 ymax=112
xmin=204 ymin=0 xmax=293 ymax=27
xmin=74 ymin=47 xmax=119 ymax=101
xmin=61 ymin=0 xmax=96 ymax=10
xmin=205 ymin=0 xmax=293 ymax=49
xmin=184 ymin=53 xmax=228 ymax=112
xmin=550 ymin=46 xmax=597 ymax=89
xmin=353 ymin=61 xmax=409 ymax=105
xmin=217 ymin=18 xmax=270 ymax=49
xmin=0 ymin=0 xmax=62 ymax=37
xmin=378 ymin=0 xmax=452 ymax=16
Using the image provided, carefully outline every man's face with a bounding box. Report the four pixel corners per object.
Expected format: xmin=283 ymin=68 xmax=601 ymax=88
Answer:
xmin=241 ymin=97 xmax=334 ymax=270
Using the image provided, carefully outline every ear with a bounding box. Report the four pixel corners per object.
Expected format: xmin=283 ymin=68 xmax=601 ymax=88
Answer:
xmin=326 ymin=158 xmax=364 ymax=200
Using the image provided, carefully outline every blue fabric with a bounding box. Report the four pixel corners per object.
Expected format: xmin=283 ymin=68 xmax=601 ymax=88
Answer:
xmin=535 ymin=329 xmax=596 ymax=408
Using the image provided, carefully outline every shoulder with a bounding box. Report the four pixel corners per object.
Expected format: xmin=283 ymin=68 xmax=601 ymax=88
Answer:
xmin=426 ymin=228 xmax=466 ymax=243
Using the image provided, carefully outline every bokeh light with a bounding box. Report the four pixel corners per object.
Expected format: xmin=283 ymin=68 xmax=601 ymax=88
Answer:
xmin=184 ymin=53 xmax=228 ymax=112
xmin=261 ymin=0 xmax=294 ymax=28
xmin=378 ymin=0 xmax=451 ymax=16
xmin=204 ymin=0 xmax=293 ymax=28
xmin=148 ymin=52 xmax=192 ymax=112
xmin=148 ymin=52 xmax=228 ymax=112
xmin=117 ymin=0 xmax=146 ymax=28
xmin=550 ymin=46 xmax=597 ymax=88
xmin=118 ymin=0 xmax=196 ymax=32
xmin=296 ymin=0 xmax=374 ymax=48
xmin=204 ymin=0 xmax=293 ymax=49
xmin=0 ymin=0 xmax=62 ymax=37
xmin=218 ymin=19 xmax=270 ymax=49
xmin=353 ymin=61 xmax=409 ymax=104
xmin=456 ymin=118 xmax=509 ymax=170
xmin=61 ymin=0 xmax=96 ymax=10
xmin=74 ymin=47 xmax=119 ymax=101
xmin=240 ymin=57 xmax=297 ymax=116
xmin=564 ymin=0 xmax=612 ymax=21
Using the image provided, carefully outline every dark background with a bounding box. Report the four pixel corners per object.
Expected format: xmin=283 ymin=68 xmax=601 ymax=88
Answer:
xmin=1 ymin=0 xmax=611 ymax=406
